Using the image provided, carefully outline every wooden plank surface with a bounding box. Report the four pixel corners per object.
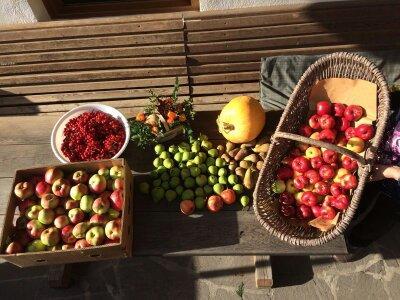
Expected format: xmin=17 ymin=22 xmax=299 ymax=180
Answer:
xmin=254 ymin=256 xmax=273 ymax=288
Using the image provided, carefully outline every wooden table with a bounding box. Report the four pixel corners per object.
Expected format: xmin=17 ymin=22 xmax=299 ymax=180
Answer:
xmin=1 ymin=0 xmax=399 ymax=287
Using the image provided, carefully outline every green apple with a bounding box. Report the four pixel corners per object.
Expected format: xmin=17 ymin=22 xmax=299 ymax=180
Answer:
xmin=25 ymin=205 xmax=42 ymax=220
xmin=97 ymin=168 xmax=110 ymax=179
xmin=80 ymin=195 xmax=94 ymax=213
xmin=110 ymin=165 xmax=124 ymax=179
xmin=40 ymin=227 xmax=60 ymax=247
xmin=70 ymin=183 xmax=89 ymax=201
xmin=108 ymin=208 xmax=120 ymax=220
xmin=271 ymin=180 xmax=286 ymax=194
xmin=38 ymin=208 xmax=55 ymax=225
xmin=72 ymin=222 xmax=90 ymax=239
xmin=86 ymin=226 xmax=105 ymax=246
xmin=26 ymin=239 xmax=46 ymax=252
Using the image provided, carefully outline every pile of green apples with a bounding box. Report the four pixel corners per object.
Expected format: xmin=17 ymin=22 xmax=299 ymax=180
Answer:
xmin=139 ymin=134 xmax=250 ymax=215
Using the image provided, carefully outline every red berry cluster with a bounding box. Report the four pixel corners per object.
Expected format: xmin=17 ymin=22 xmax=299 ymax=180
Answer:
xmin=61 ymin=112 xmax=125 ymax=162
xmin=272 ymin=101 xmax=375 ymax=223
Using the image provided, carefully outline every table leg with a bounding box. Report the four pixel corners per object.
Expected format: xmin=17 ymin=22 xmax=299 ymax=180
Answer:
xmin=254 ymin=255 xmax=273 ymax=288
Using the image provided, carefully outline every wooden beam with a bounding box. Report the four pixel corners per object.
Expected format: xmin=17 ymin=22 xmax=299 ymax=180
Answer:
xmin=254 ymin=256 xmax=273 ymax=288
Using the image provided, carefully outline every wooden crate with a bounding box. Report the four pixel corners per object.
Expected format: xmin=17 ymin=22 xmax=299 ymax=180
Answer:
xmin=0 ymin=158 xmax=133 ymax=267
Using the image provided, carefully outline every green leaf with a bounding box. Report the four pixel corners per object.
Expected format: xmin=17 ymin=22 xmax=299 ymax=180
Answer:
xmin=236 ymin=282 xmax=244 ymax=299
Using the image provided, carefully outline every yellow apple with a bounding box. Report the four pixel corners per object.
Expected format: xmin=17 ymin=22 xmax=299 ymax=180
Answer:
xmin=285 ymin=179 xmax=298 ymax=194
xmin=333 ymin=168 xmax=351 ymax=183
xmin=346 ymin=137 xmax=365 ymax=153
xmin=305 ymin=146 xmax=322 ymax=158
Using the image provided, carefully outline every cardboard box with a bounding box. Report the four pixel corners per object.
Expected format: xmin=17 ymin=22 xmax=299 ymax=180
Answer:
xmin=0 ymin=158 xmax=133 ymax=267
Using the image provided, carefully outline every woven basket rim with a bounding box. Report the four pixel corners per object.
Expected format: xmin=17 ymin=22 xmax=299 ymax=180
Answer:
xmin=253 ymin=51 xmax=390 ymax=246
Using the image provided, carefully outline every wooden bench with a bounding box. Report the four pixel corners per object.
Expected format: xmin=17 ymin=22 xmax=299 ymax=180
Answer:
xmin=1 ymin=0 xmax=399 ymax=288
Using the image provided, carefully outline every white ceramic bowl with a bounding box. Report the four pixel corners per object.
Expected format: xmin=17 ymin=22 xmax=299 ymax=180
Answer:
xmin=51 ymin=104 xmax=130 ymax=163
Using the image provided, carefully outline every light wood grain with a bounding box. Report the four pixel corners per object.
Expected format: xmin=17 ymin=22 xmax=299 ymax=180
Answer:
xmin=254 ymin=256 xmax=273 ymax=288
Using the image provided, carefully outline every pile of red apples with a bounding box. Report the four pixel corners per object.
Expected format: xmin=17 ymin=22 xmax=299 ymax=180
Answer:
xmin=272 ymin=101 xmax=375 ymax=223
xmin=4 ymin=165 xmax=125 ymax=254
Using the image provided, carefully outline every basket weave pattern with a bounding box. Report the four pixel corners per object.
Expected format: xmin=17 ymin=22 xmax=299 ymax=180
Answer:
xmin=253 ymin=52 xmax=390 ymax=246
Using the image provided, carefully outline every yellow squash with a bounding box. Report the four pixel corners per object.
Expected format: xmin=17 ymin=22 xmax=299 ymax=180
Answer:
xmin=217 ymin=96 xmax=265 ymax=143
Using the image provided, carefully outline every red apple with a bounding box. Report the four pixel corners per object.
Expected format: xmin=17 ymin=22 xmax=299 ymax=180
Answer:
xmin=319 ymin=165 xmax=335 ymax=180
xmin=5 ymin=241 xmax=23 ymax=254
xmin=89 ymin=213 xmax=109 ymax=225
xmin=340 ymin=174 xmax=358 ymax=190
xmin=336 ymin=117 xmax=350 ymax=132
xmin=341 ymin=155 xmax=358 ymax=171
xmin=75 ymin=239 xmax=91 ymax=249
xmin=336 ymin=134 xmax=348 ymax=147
xmin=280 ymin=204 xmax=295 ymax=217
xmin=40 ymin=193 xmax=59 ymax=209
xmin=61 ymin=225 xmax=77 ymax=244
xmin=26 ymin=219 xmax=45 ymax=239
xmin=52 ymin=178 xmax=71 ymax=197
xmin=88 ymin=174 xmax=107 ymax=194
xmin=305 ymin=170 xmax=321 ymax=185
xmin=330 ymin=183 xmax=343 ymax=197
xmin=319 ymin=129 xmax=337 ymax=143
xmin=71 ymin=170 xmax=89 ymax=184
xmin=333 ymin=103 xmax=346 ymax=117
xmin=331 ymin=194 xmax=350 ymax=210
xmin=301 ymin=191 xmax=318 ymax=206
xmin=112 ymin=178 xmax=124 ymax=191
xmin=314 ymin=181 xmax=330 ymax=196
xmin=54 ymin=215 xmax=70 ymax=229
xmin=323 ymin=195 xmax=335 ymax=207
xmin=299 ymin=124 xmax=313 ymax=137
xmin=319 ymin=114 xmax=336 ymax=129
xmin=322 ymin=149 xmax=338 ymax=164
xmin=105 ymin=219 xmax=121 ymax=241
xmin=68 ymin=208 xmax=85 ymax=224
xmin=291 ymin=157 xmax=311 ymax=173
xmin=180 ymin=200 xmax=195 ymax=215
xmin=310 ymin=132 xmax=320 ymax=140
xmin=276 ymin=166 xmax=294 ymax=180
xmin=310 ymin=156 xmax=324 ymax=169
xmin=279 ymin=192 xmax=295 ymax=206
xmin=110 ymin=190 xmax=124 ymax=211
xmin=55 ymin=206 xmax=66 ymax=216
xmin=35 ymin=181 xmax=51 ymax=198
xmin=345 ymin=127 xmax=356 ymax=140
xmin=14 ymin=181 xmax=34 ymax=200
xmin=355 ymin=124 xmax=375 ymax=141
xmin=311 ymin=205 xmax=322 ymax=218
xmin=207 ymin=195 xmax=223 ymax=213
xmin=63 ymin=198 xmax=79 ymax=210
xmin=344 ymin=105 xmax=363 ymax=121
xmin=220 ymin=189 xmax=236 ymax=205
xmin=72 ymin=222 xmax=90 ymax=239
xmin=308 ymin=114 xmax=321 ymax=130
xmin=346 ymin=137 xmax=365 ymax=153
xmin=45 ymin=168 xmax=64 ymax=185
xmin=297 ymin=205 xmax=313 ymax=219
xmin=316 ymin=101 xmax=331 ymax=116
xmin=293 ymin=175 xmax=309 ymax=190
xmin=18 ymin=198 xmax=36 ymax=215
xmin=290 ymin=148 xmax=302 ymax=157
xmin=321 ymin=205 xmax=336 ymax=220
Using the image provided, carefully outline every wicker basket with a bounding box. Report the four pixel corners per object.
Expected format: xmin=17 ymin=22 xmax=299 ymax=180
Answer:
xmin=253 ymin=52 xmax=390 ymax=246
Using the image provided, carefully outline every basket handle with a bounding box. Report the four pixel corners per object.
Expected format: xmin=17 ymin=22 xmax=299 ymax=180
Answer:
xmin=272 ymin=131 xmax=367 ymax=166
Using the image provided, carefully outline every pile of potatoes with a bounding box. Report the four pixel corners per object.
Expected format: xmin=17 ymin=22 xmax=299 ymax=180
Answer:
xmin=219 ymin=137 xmax=270 ymax=190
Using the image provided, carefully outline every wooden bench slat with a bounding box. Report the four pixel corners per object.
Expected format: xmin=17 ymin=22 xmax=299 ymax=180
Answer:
xmin=187 ymin=29 xmax=399 ymax=54
xmin=0 ymin=66 xmax=188 ymax=86
xmin=0 ymin=20 xmax=183 ymax=43
xmin=0 ymin=32 xmax=184 ymax=55
xmin=0 ymin=86 xmax=190 ymax=106
xmin=188 ymin=62 xmax=260 ymax=74
xmin=186 ymin=19 xmax=400 ymax=43
xmin=184 ymin=5 xmax=400 ymax=31
xmin=190 ymin=72 xmax=260 ymax=84
xmin=0 ymin=76 xmax=188 ymax=95
xmin=0 ymin=44 xmax=185 ymax=65
xmin=191 ymin=82 xmax=259 ymax=95
xmin=0 ymin=56 xmax=187 ymax=76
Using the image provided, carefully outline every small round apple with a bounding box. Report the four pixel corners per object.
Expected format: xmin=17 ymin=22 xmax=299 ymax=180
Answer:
xmin=86 ymin=226 xmax=105 ymax=246
xmin=5 ymin=241 xmax=23 ymax=254
xmin=68 ymin=208 xmax=85 ymax=224
xmin=71 ymin=170 xmax=89 ymax=184
xmin=26 ymin=239 xmax=46 ymax=252
xmin=70 ymin=183 xmax=89 ymax=201
xmin=14 ymin=181 xmax=34 ymax=200
xmin=61 ymin=225 xmax=77 ymax=244
xmin=62 ymin=244 xmax=75 ymax=250
xmin=89 ymin=213 xmax=109 ymax=225
xmin=52 ymin=178 xmax=71 ymax=198
xmin=72 ymin=222 xmax=91 ymax=239
xmin=107 ymin=209 xmax=120 ymax=220
xmin=75 ymin=239 xmax=91 ymax=249
xmin=105 ymin=219 xmax=122 ymax=241
xmin=26 ymin=219 xmax=45 ymax=239
xmin=88 ymin=174 xmax=107 ymax=194
xmin=54 ymin=215 xmax=70 ymax=229
xmin=305 ymin=147 xmax=322 ymax=159
xmin=25 ymin=205 xmax=43 ymax=220
xmin=38 ymin=208 xmax=55 ymax=225
xmin=40 ymin=227 xmax=60 ymax=247
xmin=346 ymin=137 xmax=365 ymax=153
xmin=207 ymin=195 xmax=223 ymax=213
xmin=64 ymin=198 xmax=80 ymax=210
xmin=40 ymin=193 xmax=60 ymax=209
xmin=80 ymin=195 xmax=94 ymax=213
xmin=92 ymin=197 xmax=111 ymax=215
xmin=109 ymin=166 xmax=124 ymax=180
xmin=98 ymin=168 xmax=110 ymax=179
xmin=110 ymin=190 xmax=124 ymax=211
xmin=35 ymin=181 xmax=51 ymax=198
xmin=45 ymin=168 xmax=64 ymax=185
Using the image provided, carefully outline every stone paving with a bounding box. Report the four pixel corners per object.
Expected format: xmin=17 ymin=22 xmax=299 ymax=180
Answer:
xmin=0 ymin=204 xmax=399 ymax=299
